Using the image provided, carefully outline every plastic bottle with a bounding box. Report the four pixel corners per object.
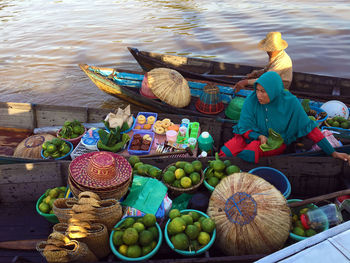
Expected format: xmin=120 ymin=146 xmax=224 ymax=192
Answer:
xmin=198 ymin=131 xmax=214 ymax=155
xmin=198 ymin=151 xmax=207 ymax=158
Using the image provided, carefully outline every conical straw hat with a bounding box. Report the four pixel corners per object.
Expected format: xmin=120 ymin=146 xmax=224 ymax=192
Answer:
xmin=207 ymin=172 xmax=291 ymax=256
xmin=147 ymin=68 xmax=191 ymax=108
xmin=258 ymin=32 xmax=288 ymax=52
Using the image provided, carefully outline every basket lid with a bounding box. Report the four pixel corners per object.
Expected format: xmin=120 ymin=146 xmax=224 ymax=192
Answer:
xmin=69 ymin=151 xmax=132 ymax=189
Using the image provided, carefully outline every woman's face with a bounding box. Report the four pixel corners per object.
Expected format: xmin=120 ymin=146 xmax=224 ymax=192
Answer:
xmin=256 ymin=84 xmax=270 ymax=104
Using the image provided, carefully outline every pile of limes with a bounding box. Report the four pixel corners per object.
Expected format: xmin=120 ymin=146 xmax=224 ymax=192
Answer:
xmin=38 ymin=186 xmax=67 ymax=214
xmin=58 ymin=120 xmax=85 ymax=139
xmin=128 ymin=156 xmax=162 ymax=179
xmin=205 ymin=154 xmax=240 ymax=188
xmin=291 ymin=207 xmax=318 ymax=237
xmin=166 ymin=209 xmax=215 ymax=252
xmin=112 ymin=214 xmax=159 ymax=258
xmin=42 ymin=138 xmax=71 ymax=159
xmin=326 ymin=116 xmax=350 ymax=129
xmin=162 ymin=160 xmax=203 ymax=189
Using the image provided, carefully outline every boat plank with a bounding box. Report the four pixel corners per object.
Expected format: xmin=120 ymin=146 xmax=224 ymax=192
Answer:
xmin=0 ymin=102 xmax=35 ymax=130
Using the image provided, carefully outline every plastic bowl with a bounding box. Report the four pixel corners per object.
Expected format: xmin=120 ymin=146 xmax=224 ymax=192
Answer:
xmin=36 ymin=193 xmax=59 ymax=223
xmin=57 ymin=126 xmax=87 ymax=147
xmin=164 ymin=209 xmax=216 ymax=256
xmin=203 ymin=167 xmax=241 ymax=193
xmin=110 ymin=217 xmax=162 ymax=261
xmin=287 ymin=199 xmax=329 ymax=242
xmin=41 ymin=141 xmax=73 ymax=160
xmin=248 ymin=167 xmax=291 ymax=199
xmin=320 ymin=100 xmax=349 ymax=119
xmin=310 ymin=106 xmax=328 ymax=127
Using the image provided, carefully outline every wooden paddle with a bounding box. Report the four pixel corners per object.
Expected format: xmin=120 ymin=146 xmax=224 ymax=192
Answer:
xmin=0 ymin=239 xmax=46 ymax=250
xmin=288 ymin=188 xmax=350 ymax=208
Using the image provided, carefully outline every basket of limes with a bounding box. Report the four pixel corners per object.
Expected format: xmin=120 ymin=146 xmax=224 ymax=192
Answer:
xmin=36 ymin=186 xmax=67 ymax=223
xmin=164 ymin=209 xmax=216 ymax=256
xmin=57 ymin=120 xmax=86 ymax=147
xmin=41 ymin=138 xmax=73 ymax=160
xmin=110 ymin=214 xmax=162 ymax=261
xmin=162 ymin=160 xmax=204 ymax=195
xmin=325 ymin=116 xmax=350 ymax=129
xmin=288 ymin=199 xmax=329 ymax=242
xmin=204 ymin=154 xmax=240 ymax=192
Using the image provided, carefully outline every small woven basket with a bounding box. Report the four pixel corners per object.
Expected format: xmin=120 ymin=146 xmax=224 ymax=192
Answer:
xmin=162 ymin=163 xmax=204 ymax=196
xmin=95 ymin=199 xmax=123 ymax=232
xmin=195 ymin=84 xmax=224 ymax=115
xmin=36 ymin=239 xmax=98 ymax=263
xmin=53 ymin=198 xmax=76 ymax=223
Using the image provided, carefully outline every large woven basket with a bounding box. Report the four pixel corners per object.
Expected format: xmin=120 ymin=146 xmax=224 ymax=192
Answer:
xmin=162 ymin=163 xmax=204 ymax=196
xmin=13 ymin=134 xmax=56 ymax=159
xmin=53 ymin=198 xmax=76 ymax=223
xmin=207 ymin=172 xmax=291 ymax=256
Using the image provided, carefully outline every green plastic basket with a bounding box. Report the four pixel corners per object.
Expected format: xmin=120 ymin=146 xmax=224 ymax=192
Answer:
xmin=288 ymin=199 xmax=329 ymax=242
xmin=110 ymin=217 xmax=162 ymax=261
xmin=164 ymin=209 xmax=216 ymax=256
xmin=35 ymin=193 xmax=59 ymax=224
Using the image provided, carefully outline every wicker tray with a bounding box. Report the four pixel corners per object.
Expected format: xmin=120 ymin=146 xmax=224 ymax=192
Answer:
xmin=162 ymin=162 xmax=204 ymax=196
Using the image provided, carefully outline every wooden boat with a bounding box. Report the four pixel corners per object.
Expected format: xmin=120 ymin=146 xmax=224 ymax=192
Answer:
xmin=1 ymin=101 xmax=350 ymax=165
xmin=0 ymin=101 xmax=224 ymax=164
xmin=0 ymin=155 xmax=349 ymax=262
xmin=128 ymin=47 xmax=350 ymax=105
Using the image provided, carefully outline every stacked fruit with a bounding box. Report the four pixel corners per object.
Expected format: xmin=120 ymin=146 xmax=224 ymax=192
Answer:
xmin=205 ymin=153 xmax=240 ymax=188
xmin=58 ymin=120 xmax=85 ymax=139
xmin=42 ymin=138 xmax=71 ymax=159
xmin=166 ymin=209 xmax=215 ymax=252
xmin=325 ymin=116 xmax=350 ymax=129
xmin=128 ymin=156 xmax=162 ymax=179
xmin=291 ymin=207 xmax=318 ymax=237
xmin=162 ymin=160 xmax=203 ymax=189
xmin=38 ymin=186 xmax=67 ymax=214
xmin=112 ymin=214 xmax=159 ymax=258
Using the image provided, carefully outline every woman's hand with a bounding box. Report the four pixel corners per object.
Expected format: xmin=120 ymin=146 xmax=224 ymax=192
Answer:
xmin=233 ymin=79 xmax=249 ymax=93
xmin=332 ymin=151 xmax=350 ymax=165
xmin=258 ymin=135 xmax=268 ymax=145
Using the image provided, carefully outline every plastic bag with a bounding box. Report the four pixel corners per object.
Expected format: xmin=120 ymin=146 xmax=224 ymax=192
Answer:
xmin=260 ymin=128 xmax=284 ymax=152
xmin=312 ymin=130 xmax=342 ymax=151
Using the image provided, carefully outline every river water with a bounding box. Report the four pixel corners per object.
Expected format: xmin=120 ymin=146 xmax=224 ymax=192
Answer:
xmin=1 ymin=0 xmax=350 ymax=109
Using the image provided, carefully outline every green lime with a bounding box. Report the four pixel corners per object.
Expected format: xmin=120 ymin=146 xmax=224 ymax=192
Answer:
xmin=223 ymin=160 xmax=232 ymax=167
xmin=175 ymin=168 xmax=185 ymax=180
xmin=149 ymin=167 xmax=162 ymax=178
xmin=341 ymin=121 xmax=350 ymax=129
xmin=293 ymin=227 xmax=305 ymax=237
xmin=333 ymin=121 xmax=340 ymax=127
xmin=187 ymin=211 xmax=200 ymax=222
xmin=180 ymin=176 xmax=192 ymax=188
xmin=191 ymin=160 xmax=203 ymax=172
xmin=167 ymin=165 xmax=177 ymax=172
xmin=132 ymin=222 xmax=145 ymax=233
xmin=184 ymin=163 xmax=195 ymax=174
xmin=198 ymin=232 xmax=210 ymax=246
xmin=181 ymin=214 xmax=193 ymax=225
xmin=202 ymin=218 xmax=215 ymax=233
xmin=167 ymin=217 xmax=186 ymax=235
xmin=139 ymin=230 xmax=153 ymax=246
xmin=208 ymin=176 xmax=219 ymax=187
xmin=185 ymin=224 xmax=200 ymax=240
xmin=134 ymin=162 xmax=144 ymax=170
xmin=42 ymin=141 xmax=49 ymax=150
xmin=51 ymin=138 xmax=62 ymax=146
xmin=189 ymin=172 xmax=201 ymax=185
xmin=306 ymin=229 xmax=317 ymax=237
xmin=226 ymin=165 xmax=240 ymax=175
xmin=127 ymin=245 xmax=142 ymax=258
xmin=122 ymin=217 xmax=136 ymax=229
xmin=39 ymin=202 xmax=50 ymax=213
xmin=148 ymin=226 xmax=158 ymax=240
xmin=143 ymin=214 xmax=156 ymax=227
xmin=128 ymin=156 xmax=140 ymax=167
xmin=169 ymin=209 xmax=181 ymax=220
xmin=118 ymin=244 xmax=128 ymax=256
xmin=171 ymin=233 xmax=189 ymax=250
xmin=112 ymin=230 xmax=124 ymax=246
xmin=122 ymin=228 xmax=139 ymax=245
xmin=175 ymin=161 xmax=187 ymax=169
xmin=142 ymin=244 xmax=153 ymax=256
xmin=163 ymin=171 xmax=175 ymax=184
xmin=46 ymin=144 xmax=56 ymax=154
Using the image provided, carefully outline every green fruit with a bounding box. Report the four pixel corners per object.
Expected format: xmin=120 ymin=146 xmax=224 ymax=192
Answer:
xmin=332 ymin=121 xmax=340 ymax=127
xmin=168 ymin=217 xmax=186 ymax=235
xmin=148 ymin=226 xmax=158 ymax=240
xmin=163 ymin=171 xmax=175 ymax=184
xmin=149 ymin=167 xmax=161 ymax=178
xmin=189 ymin=172 xmax=201 ymax=185
xmin=143 ymin=214 xmax=156 ymax=227
xmin=112 ymin=231 xmax=124 ymax=246
xmin=208 ymin=176 xmax=219 ymax=187
xmin=175 ymin=161 xmax=187 ymax=169
xmin=181 ymin=214 xmax=193 ymax=225
xmin=226 ymin=165 xmax=240 ymax=175
xmin=169 ymin=209 xmax=181 ymax=220
xmin=306 ymin=229 xmax=317 ymax=237
xmin=128 ymin=156 xmax=140 ymax=167
xmin=223 ymin=160 xmax=232 ymax=167
xmin=171 ymin=233 xmax=189 ymax=250
xmin=127 ymin=245 xmax=142 ymax=258
xmin=167 ymin=165 xmax=177 ymax=172
xmin=139 ymin=230 xmax=153 ymax=246
xmin=212 ymin=160 xmax=225 ymax=172
xmin=185 ymin=224 xmax=200 ymax=240
xmin=137 ymin=165 xmax=148 ymax=176
xmin=293 ymin=226 xmax=305 ymax=237
xmin=198 ymin=232 xmax=211 ymax=246
xmin=191 ymin=160 xmax=203 ymax=172
xmin=122 ymin=217 xmax=136 ymax=228
xmin=201 ymin=218 xmax=215 ymax=233
xmin=340 ymin=121 xmax=350 ymax=129
xmin=39 ymin=202 xmax=50 ymax=213
xmin=132 ymin=222 xmax=145 ymax=233
xmin=184 ymin=163 xmax=195 ymax=174
xmin=42 ymin=141 xmax=49 ymax=150
xmin=173 ymin=179 xmax=181 ymax=188
xmin=122 ymin=228 xmax=139 ymax=245
xmin=142 ymin=244 xmax=153 ymax=256
xmin=46 ymin=144 xmax=57 ymax=154
xmin=187 ymin=211 xmax=200 ymax=222
xmin=180 ymin=176 xmax=192 ymax=188
xmin=134 ymin=162 xmax=143 ymax=170
xmin=51 ymin=138 xmax=63 ymax=146
xmin=214 ymin=171 xmax=224 ymax=179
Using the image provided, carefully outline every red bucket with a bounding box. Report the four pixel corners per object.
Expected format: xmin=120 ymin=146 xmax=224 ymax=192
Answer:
xmin=140 ymin=73 xmax=158 ymax=99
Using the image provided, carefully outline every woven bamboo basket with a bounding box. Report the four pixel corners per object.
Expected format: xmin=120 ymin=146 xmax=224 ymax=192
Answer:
xmin=36 ymin=239 xmax=98 ymax=263
xmin=53 ymin=198 xmax=76 ymax=223
xmin=207 ymin=172 xmax=291 ymax=256
xmin=162 ymin=163 xmax=204 ymax=196
xmin=95 ymin=199 xmax=123 ymax=231
xmin=13 ymin=134 xmax=56 ymax=159
xmin=53 ymin=222 xmax=110 ymax=259
xmin=147 ymin=68 xmax=191 ymax=108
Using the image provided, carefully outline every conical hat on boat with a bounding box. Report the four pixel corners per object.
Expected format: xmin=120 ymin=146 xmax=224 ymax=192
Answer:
xmin=69 ymin=151 xmax=132 ymax=189
xmin=13 ymin=134 xmax=56 ymax=159
xmin=207 ymin=172 xmax=291 ymax=256
xmin=147 ymin=68 xmax=191 ymax=108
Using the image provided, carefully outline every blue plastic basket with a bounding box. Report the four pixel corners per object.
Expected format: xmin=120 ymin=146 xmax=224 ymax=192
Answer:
xmin=110 ymin=217 xmax=162 ymax=261
xmin=248 ymin=167 xmax=291 ymax=199
xmin=127 ymin=131 xmax=154 ymax=155
xmin=310 ymin=106 xmax=327 ymax=127
xmin=132 ymin=112 xmax=158 ymax=132
xmin=41 ymin=141 xmax=73 ymax=160
xmin=164 ymin=209 xmax=216 ymax=256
